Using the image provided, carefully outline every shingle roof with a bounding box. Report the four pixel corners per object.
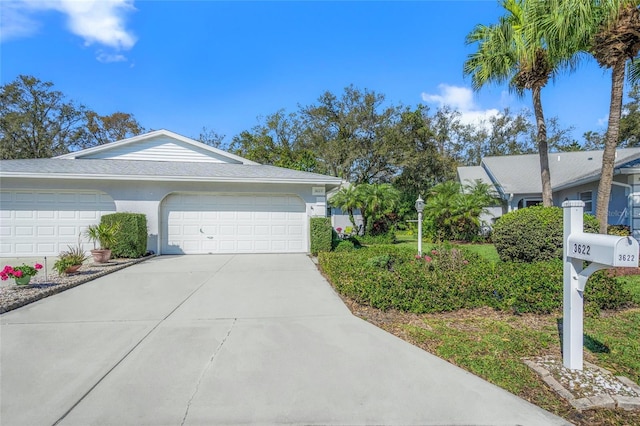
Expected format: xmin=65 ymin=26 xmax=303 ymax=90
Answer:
xmin=0 ymin=158 xmax=342 ymax=185
xmin=457 ymin=166 xmax=493 ymax=186
xmin=474 ymin=148 xmax=640 ymax=195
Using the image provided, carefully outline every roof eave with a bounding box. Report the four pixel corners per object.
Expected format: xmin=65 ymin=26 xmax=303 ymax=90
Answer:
xmin=0 ymin=171 xmax=342 ymax=186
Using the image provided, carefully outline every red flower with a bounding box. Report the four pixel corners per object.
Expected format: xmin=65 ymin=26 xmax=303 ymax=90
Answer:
xmin=463 ymin=260 xmax=469 ymax=265
xmin=424 ymin=256 xmax=432 ymax=262
xmin=14 ymin=270 xmax=23 ymax=278
xmin=35 ymin=263 xmax=43 ymax=270
xmin=336 ymin=227 xmax=342 ymax=232
xmin=415 ymin=254 xmax=422 ymax=259
xmin=0 ymin=273 xmax=7 ymax=281
xmin=431 ymin=250 xmax=438 ymax=255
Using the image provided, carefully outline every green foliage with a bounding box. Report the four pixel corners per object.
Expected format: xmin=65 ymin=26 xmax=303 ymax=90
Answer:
xmin=310 ymin=217 xmax=332 ymax=255
xmin=319 ymin=247 xmax=632 ymax=315
xmin=85 ymin=221 xmax=121 ymax=250
xmin=101 ymin=213 xmax=148 ymax=258
xmin=492 ymin=206 xmax=599 ymax=262
xmin=53 ymin=244 xmax=88 ymax=275
xmin=607 ymin=225 xmax=631 ymax=236
xmin=423 ymin=180 xmax=499 ymax=242
xmin=357 ymin=229 xmax=396 ymax=245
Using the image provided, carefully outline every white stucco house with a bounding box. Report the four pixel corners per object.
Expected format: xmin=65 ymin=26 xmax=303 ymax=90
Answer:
xmin=0 ymin=130 xmax=342 ymax=257
xmin=457 ymin=148 xmax=640 ymax=239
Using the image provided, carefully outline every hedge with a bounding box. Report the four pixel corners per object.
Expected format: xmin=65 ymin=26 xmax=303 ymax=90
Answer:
xmin=310 ymin=217 xmax=332 ymax=255
xmin=101 ymin=213 xmax=148 ymax=258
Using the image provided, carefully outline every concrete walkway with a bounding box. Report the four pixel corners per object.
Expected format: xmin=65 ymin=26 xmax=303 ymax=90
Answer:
xmin=1 ymin=254 xmax=569 ymax=425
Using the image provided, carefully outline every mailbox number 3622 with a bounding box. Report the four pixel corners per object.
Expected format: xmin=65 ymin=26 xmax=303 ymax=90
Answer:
xmin=573 ymin=243 xmax=591 ymax=255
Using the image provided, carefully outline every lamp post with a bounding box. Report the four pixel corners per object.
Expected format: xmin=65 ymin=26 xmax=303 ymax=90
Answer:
xmin=415 ymin=195 xmax=424 ymax=256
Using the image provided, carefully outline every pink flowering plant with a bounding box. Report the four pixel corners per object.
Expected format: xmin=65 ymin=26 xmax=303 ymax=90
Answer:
xmin=0 ymin=263 xmax=43 ymax=280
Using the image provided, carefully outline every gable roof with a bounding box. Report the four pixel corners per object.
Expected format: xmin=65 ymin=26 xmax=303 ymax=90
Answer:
xmin=56 ymin=129 xmax=259 ymax=165
xmin=458 ymin=148 xmax=640 ymax=197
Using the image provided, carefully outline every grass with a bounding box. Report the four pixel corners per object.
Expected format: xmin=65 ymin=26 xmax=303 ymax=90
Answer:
xmin=338 ymin=232 xmax=640 ymax=424
xmin=617 ymin=274 xmax=640 ymax=304
xmin=394 ymin=233 xmax=501 ymax=263
xmin=398 ymin=309 xmax=640 ymax=425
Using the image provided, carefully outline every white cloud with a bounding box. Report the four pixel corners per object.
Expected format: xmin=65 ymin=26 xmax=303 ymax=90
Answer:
xmin=0 ymin=1 xmax=41 ymax=42
xmin=1 ymin=0 xmax=136 ymax=61
xmin=421 ymin=84 xmax=500 ymax=127
xmin=96 ymin=51 xmax=127 ymax=63
xmin=597 ymin=116 xmax=608 ymax=127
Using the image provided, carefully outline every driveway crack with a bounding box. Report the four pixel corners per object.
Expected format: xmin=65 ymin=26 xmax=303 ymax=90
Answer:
xmin=180 ymin=317 xmax=236 ymax=426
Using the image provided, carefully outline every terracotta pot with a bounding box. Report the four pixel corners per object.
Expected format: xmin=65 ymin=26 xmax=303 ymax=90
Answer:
xmin=91 ymin=249 xmax=112 ymax=263
xmin=64 ymin=264 xmax=82 ymax=274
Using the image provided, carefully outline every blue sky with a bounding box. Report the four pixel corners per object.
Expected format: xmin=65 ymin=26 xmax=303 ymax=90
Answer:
xmin=0 ymin=0 xmax=623 ymax=146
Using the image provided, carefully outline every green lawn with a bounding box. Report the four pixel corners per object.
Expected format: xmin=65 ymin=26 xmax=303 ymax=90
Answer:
xmin=618 ymin=274 xmax=640 ymax=304
xmin=394 ymin=233 xmax=500 ymax=263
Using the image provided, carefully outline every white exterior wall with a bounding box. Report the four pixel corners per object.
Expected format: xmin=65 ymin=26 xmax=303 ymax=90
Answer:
xmin=81 ymin=136 xmax=235 ymax=163
xmin=1 ymin=178 xmax=327 ymax=254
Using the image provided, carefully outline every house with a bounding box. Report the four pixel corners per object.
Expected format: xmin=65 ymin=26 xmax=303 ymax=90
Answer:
xmin=457 ymin=148 xmax=640 ymax=239
xmin=0 ymin=130 xmax=342 ymax=257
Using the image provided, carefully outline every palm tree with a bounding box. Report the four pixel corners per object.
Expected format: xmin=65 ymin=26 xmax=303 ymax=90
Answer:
xmin=328 ymin=184 xmax=363 ymax=231
xmin=358 ymin=184 xmax=401 ymax=235
xmin=464 ymin=0 xmax=558 ymax=207
xmin=535 ymin=0 xmax=640 ymax=233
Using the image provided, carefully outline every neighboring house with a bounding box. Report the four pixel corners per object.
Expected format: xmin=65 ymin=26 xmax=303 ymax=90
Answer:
xmin=0 ymin=130 xmax=342 ymax=257
xmin=457 ymin=148 xmax=640 ymax=239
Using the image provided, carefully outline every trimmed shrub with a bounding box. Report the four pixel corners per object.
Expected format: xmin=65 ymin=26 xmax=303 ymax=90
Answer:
xmin=357 ymin=229 xmax=396 ymax=245
xmin=310 ymin=217 xmax=332 ymax=255
xmin=318 ymin=246 xmax=633 ymax=315
xmin=101 ymin=213 xmax=147 ymax=258
xmin=492 ymin=206 xmax=599 ymax=262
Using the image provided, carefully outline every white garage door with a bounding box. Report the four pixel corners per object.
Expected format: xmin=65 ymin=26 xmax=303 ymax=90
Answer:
xmin=162 ymin=193 xmax=307 ymax=254
xmin=0 ymin=190 xmax=116 ymax=256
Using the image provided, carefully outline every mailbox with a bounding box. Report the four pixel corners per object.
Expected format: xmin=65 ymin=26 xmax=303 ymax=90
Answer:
xmin=567 ymin=232 xmax=639 ymax=267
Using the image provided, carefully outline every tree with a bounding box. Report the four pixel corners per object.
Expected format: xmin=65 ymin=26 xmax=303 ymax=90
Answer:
xmin=357 ymin=183 xmax=401 ymax=235
xmin=620 ymin=83 xmax=640 ymax=146
xmin=328 ymin=185 xmax=363 ymax=231
xmin=0 ymin=75 xmax=87 ymax=159
xmin=85 ymin=111 xmax=144 ymax=146
xmin=195 ymin=126 xmax=226 ymax=149
xmin=229 ymin=110 xmax=318 ymax=171
xmin=299 ymin=85 xmax=401 ymax=184
xmin=537 ymin=0 xmax=640 ymax=233
xmin=464 ymin=0 xmax=563 ymax=207
xmin=423 ymin=180 xmax=499 ymax=242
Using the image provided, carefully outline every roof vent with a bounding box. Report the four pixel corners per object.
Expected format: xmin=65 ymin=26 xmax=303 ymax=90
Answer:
xmin=558 ymin=155 xmax=561 ymax=161
xmin=588 ymin=157 xmax=593 ymax=160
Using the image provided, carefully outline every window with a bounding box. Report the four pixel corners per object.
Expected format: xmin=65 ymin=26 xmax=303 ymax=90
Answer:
xmin=580 ymin=191 xmax=593 ymax=213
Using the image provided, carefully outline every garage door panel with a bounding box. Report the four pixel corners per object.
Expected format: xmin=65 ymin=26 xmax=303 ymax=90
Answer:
xmin=0 ymin=190 xmax=116 ymax=256
xmin=162 ymin=193 xmax=307 ymax=254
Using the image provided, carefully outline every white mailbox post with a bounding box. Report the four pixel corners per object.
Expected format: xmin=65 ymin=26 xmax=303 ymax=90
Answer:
xmin=562 ymin=200 xmax=639 ymax=370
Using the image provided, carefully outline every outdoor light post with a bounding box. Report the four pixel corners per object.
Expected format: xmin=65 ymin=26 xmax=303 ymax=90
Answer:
xmin=415 ymin=195 xmax=424 ymax=256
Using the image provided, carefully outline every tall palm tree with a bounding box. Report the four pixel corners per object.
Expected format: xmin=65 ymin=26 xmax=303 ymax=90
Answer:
xmin=536 ymin=0 xmax=640 ymax=233
xmin=464 ymin=0 xmax=557 ymax=207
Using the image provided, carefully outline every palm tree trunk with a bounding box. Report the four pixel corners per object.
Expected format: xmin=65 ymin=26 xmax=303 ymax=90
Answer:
xmin=596 ymin=60 xmax=626 ymax=234
xmin=533 ymin=86 xmax=553 ymax=207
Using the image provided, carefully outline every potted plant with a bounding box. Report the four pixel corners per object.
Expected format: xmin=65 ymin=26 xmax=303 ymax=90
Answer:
xmin=54 ymin=244 xmax=89 ymax=275
xmin=0 ymin=262 xmax=43 ymax=285
xmin=85 ymin=222 xmax=120 ymax=263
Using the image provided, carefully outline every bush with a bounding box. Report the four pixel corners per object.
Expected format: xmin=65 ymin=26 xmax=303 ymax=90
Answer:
xmin=310 ymin=217 xmax=332 ymax=255
xmin=607 ymin=225 xmax=631 ymax=236
xmin=492 ymin=206 xmax=599 ymax=262
xmin=101 ymin=213 xmax=148 ymax=258
xmin=357 ymin=229 xmax=396 ymax=245
xmin=318 ymin=246 xmax=633 ymax=315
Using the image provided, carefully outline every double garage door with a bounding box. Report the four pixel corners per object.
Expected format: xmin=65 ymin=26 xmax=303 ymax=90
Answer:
xmin=161 ymin=193 xmax=307 ymax=254
xmin=0 ymin=190 xmax=116 ymax=256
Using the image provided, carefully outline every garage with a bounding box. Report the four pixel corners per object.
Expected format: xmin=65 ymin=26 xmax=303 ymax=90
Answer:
xmin=0 ymin=190 xmax=116 ymax=256
xmin=161 ymin=193 xmax=307 ymax=254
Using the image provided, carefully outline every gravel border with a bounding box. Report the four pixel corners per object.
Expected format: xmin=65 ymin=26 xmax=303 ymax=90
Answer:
xmin=525 ymin=355 xmax=640 ymax=411
xmin=0 ymin=255 xmax=155 ymax=314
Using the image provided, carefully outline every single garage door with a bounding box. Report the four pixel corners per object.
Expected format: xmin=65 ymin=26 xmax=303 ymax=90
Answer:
xmin=161 ymin=193 xmax=307 ymax=254
xmin=0 ymin=190 xmax=116 ymax=256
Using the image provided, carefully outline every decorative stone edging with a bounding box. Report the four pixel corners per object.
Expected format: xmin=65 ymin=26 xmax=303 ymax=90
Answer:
xmin=0 ymin=255 xmax=155 ymax=314
xmin=524 ymin=355 xmax=640 ymax=411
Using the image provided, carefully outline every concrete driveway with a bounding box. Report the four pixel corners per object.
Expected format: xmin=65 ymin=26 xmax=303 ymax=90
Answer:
xmin=1 ymin=254 xmax=568 ymax=425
